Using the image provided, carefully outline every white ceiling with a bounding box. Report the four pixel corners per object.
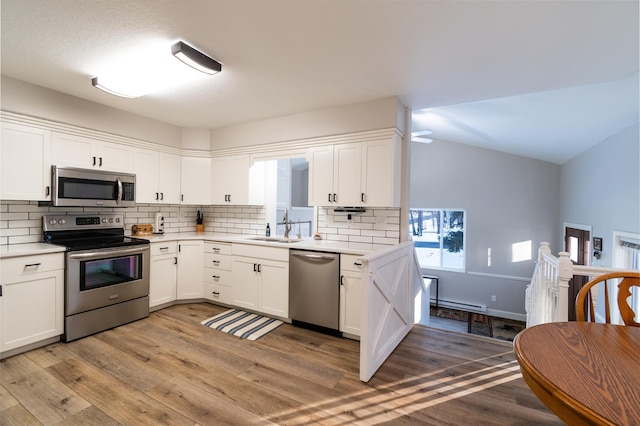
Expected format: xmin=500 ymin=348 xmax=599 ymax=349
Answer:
xmin=1 ymin=0 xmax=638 ymax=164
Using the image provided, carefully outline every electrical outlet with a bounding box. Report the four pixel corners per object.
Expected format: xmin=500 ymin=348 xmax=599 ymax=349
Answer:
xmin=491 ymin=295 xmax=497 ymax=302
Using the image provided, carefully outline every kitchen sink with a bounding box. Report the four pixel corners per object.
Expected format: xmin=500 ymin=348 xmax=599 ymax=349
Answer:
xmin=247 ymin=236 xmax=303 ymax=243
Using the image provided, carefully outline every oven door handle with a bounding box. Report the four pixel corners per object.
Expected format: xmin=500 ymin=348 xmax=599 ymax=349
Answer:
xmin=116 ymin=177 xmax=123 ymax=205
xmin=68 ymin=245 xmax=149 ymax=260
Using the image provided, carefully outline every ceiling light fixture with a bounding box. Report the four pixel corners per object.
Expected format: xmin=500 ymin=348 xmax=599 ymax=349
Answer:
xmin=91 ymin=77 xmax=139 ymax=98
xmin=171 ymin=41 xmax=222 ymax=75
xmin=411 ymin=129 xmax=434 ymax=143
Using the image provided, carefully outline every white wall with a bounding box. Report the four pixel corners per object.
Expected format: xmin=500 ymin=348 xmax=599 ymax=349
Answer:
xmin=1 ymin=76 xmax=183 ymax=148
xmin=410 ymin=139 xmax=561 ymax=318
xmin=209 ymin=96 xmax=406 ymax=149
xmin=561 ymin=123 xmax=640 ymax=267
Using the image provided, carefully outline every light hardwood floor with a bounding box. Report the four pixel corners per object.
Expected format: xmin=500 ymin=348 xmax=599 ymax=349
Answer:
xmin=0 ymin=303 xmax=562 ymax=425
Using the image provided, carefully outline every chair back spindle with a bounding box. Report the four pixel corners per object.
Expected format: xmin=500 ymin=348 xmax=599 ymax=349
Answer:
xmin=576 ymin=272 xmax=640 ymax=326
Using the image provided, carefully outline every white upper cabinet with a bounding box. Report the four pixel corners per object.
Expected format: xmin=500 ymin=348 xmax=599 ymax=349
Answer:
xmin=308 ymin=145 xmax=335 ymax=206
xmin=134 ymin=149 xmax=181 ymax=204
xmin=211 ymin=155 xmax=264 ymax=205
xmin=1 ymin=123 xmax=52 ymax=201
xmin=360 ymin=138 xmax=401 ymax=207
xmin=308 ymin=137 xmax=400 ymax=207
xmin=181 ymin=156 xmax=211 ymax=205
xmin=51 ymin=133 xmax=133 ymax=172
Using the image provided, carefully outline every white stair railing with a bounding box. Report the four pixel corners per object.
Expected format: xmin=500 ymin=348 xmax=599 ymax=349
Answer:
xmin=526 ymin=242 xmax=634 ymax=327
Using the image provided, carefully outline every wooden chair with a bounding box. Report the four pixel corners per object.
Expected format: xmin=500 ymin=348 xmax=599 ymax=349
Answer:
xmin=575 ymin=272 xmax=640 ymax=326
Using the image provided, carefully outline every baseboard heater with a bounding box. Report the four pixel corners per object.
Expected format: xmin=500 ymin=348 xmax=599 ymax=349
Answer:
xmin=431 ymin=298 xmax=487 ymax=313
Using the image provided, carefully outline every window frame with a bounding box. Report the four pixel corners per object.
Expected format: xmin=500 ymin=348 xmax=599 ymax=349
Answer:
xmin=410 ymin=208 xmax=466 ymax=273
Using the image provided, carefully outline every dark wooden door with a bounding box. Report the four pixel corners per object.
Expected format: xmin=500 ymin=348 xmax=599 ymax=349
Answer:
xmin=565 ymin=227 xmax=590 ymax=321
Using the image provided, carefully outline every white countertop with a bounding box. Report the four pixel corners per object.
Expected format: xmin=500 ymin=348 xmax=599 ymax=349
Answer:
xmin=1 ymin=233 xmax=378 ymax=259
xmin=0 ymin=243 xmax=67 ymax=259
xmin=138 ymin=232 xmax=372 ymax=255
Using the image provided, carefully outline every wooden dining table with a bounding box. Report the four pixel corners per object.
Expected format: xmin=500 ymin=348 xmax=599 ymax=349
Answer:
xmin=513 ymin=322 xmax=640 ymax=426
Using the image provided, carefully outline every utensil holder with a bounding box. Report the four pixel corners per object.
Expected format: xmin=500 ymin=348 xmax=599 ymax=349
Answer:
xmin=196 ymin=224 xmax=204 ymax=233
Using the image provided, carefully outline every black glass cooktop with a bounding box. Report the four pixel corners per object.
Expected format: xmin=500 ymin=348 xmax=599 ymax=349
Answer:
xmin=43 ymin=229 xmax=149 ymax=252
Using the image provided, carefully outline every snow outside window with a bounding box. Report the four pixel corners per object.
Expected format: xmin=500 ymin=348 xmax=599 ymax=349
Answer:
xmin=410 ymin=209 xmax=465 ymax=271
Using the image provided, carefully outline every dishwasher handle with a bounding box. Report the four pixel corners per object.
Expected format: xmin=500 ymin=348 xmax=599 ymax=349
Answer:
xmin=291 ymin=252 xmax=337 ymax=262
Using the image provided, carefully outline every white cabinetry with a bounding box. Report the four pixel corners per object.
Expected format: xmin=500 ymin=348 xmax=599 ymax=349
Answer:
xmin=0 ymin=253 xmax=64 ymax=355
xmin=211 ymin=155 xmax=264 ymax=205
xmin=1 ymin=123 xmax=52 ymax=201
xmin=340 ymin=253 xmax=363 ymax=336
xmin=232 ymin=244 xmax=289 ymax=317
xmin=177 ymin=240 xmax=204 ymax=299
xmin=149 ymin=242 xmax=178 ymax=308
xmin=181 ymin=156 xmax=211 ymax=205
xmin=133 ymin=149 xmax=181 ymax=204
xmin=51 ymin=133 xmax=133 ymax=172
xmin=203 ymin=242 xmax=232 ymax=304
xmin=308 ymin=138 xmax=400 ymax=207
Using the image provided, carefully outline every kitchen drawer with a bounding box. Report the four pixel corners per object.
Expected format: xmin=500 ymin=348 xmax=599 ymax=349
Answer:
xmin=340 ymin=254 xmax=364 ymax=273
xmin=204 ymin=242 xmax=232 ymax=256
xmin=232 ymin=244 xmax=289 ymax=262
xmin=1 ymin=253 xmax=64 ymax=279
xmin=204 ymin=282 xmax=232 ymax=304
xmin=150 ymin=242 xmax=178 ymax=256
xmin=204 ymin=253 xmax=232 ymax=271
xmin=204 ymin=269 xmax=232 ymax=286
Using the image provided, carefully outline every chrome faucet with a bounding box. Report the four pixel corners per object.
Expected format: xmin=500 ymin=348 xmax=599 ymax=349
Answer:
xmin=296 ymin=219 xmax=301 ymax=239
xmin=283 ymin=208 xmax=291 ymax=238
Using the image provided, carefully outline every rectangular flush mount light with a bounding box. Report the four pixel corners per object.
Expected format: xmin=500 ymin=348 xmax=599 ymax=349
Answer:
xmin=91 ymin=76 xmax=138 ymax=98
xmin=171 ymin=41 xmax=222 ymax=75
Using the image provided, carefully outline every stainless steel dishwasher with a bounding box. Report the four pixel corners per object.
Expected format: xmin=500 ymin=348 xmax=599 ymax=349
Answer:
xmin=289 ymin=250 xmax=340 ymax=333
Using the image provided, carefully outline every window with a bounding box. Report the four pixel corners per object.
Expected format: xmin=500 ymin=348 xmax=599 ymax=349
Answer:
xmin=410 ymin=209 xmax=465 ymax=271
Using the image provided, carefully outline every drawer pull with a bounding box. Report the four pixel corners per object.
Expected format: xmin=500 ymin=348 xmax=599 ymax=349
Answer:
xmin=212 ymin=275 xmax=220 ymax=281
xmin=24 ymin=263 xmax=41 ymax=269
xmin=212 ymin=291 xmax=220 ymax=297
xmin=212 ymin=260 xmax=220 ymax=265
xmin=159 ymin=247 xmax=169 ymax=252
xmin=354 ymin=262 xmax=362 ymax=267
xmin=212 ymin=247 xmax=220 ymax=253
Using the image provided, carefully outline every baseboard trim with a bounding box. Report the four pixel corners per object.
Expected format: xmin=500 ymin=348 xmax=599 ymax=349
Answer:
xmin=486 ymin=309 xmax=526 ymax=322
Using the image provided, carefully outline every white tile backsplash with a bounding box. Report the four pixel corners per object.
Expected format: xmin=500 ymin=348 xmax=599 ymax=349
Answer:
xmin=317 ymin=207 xmax=400 ymax=249
xmin=0 ymin=201 xmax=400 ymax=249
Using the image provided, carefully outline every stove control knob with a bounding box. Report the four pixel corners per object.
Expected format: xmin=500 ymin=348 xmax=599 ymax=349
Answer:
xmin=59 ymin=219 xmax=66 ymax=224
xmin=49 ymin=219 xmax=57 ymax=225
xmin=102 ymin=218 xmax=107 ymax=223
xmin=115 ymin=218 xmax=120 ymax=223
xmin=108 ymin=218 xmax=114 ymax=223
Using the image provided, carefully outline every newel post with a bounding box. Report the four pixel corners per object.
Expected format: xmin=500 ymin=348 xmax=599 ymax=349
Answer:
xmin=538 ymin=242 xmax=551 ymax=260
xmin=556 ymin=251 xmax=573 ymax=322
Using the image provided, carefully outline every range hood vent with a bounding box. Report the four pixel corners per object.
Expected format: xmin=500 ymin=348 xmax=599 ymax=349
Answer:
xmin=333 ymin=207 xmax=366 ymax=213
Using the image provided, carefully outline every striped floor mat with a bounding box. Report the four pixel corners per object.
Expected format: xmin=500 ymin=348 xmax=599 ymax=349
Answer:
xmin=201 ymin=309 xmax=283 ymax=341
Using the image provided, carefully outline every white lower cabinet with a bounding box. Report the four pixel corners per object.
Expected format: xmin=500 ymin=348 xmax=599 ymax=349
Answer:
xmin=149 ymin=242 xmax=178 ymax=308
xmin=340 ymin=254 xmax=364 ymax=336
xmin=0 ymin=253 xmax=64 ymax=355
xmin=232 ymin=244 xmax=289 ymax=317
xmin=203 ymin=241 xmax=232 ymax=304
xmin=177 ymin=240 xmax=204 ymax=299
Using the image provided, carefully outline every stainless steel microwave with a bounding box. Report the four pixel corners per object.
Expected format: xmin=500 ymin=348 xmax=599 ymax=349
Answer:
xmin=51 ymin=166 xmax=136 ymax=207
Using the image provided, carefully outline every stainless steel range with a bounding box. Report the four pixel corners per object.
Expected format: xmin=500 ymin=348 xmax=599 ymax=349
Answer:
xmin=43 ymin=213 xmax=150 ymax=342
